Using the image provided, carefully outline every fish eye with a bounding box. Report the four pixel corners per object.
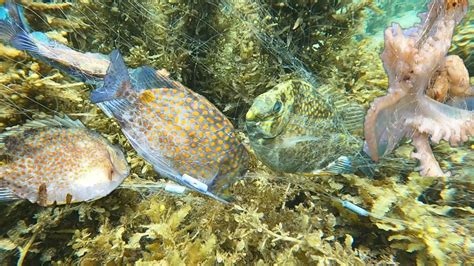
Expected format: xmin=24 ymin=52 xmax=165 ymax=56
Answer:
xmin=273 ymin=101 xmax=282 ymax=113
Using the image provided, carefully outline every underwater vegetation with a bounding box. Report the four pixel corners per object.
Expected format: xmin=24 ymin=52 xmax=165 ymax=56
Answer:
xmin=0 ymin=0 xmax=472 ymax=265
xmin=450 ymin=2 xmax=474 ymax=73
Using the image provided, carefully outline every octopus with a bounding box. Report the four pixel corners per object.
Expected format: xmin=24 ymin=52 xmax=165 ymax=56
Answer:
xmin=364 ymin=0 xmax=474 ymax=177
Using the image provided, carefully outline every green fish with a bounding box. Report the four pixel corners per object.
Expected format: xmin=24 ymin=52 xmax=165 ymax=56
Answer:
xmin=245 ymin=80 xmax=366 ymax=174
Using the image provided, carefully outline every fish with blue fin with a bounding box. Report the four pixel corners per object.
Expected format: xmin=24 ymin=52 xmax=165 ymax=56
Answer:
xmin=0 ymin=0 xmax=110 ymax=82
xmin=91 ymin=50 xmax=249 ymax=203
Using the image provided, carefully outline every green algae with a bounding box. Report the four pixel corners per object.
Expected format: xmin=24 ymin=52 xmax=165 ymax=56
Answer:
xmin=0 ymin=0 xmax=473 ymax=265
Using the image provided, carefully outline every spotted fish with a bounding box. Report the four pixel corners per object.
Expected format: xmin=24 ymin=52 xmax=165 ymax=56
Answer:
xmin=0 ymin=116 xmax=129 ymax=206
xmin=246 ymin=80 xmax=366 ymax=174
xmin=90 ymin=50 xmax=249 ymax=202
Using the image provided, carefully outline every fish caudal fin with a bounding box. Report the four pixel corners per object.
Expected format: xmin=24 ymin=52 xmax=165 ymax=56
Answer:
xmin=4 ymin=0 xmax=30 ymax=31
xmin=90 ymin=49 xmax=132 ymax=103
xmin=0 ymin=0 xmax=38 ymax=53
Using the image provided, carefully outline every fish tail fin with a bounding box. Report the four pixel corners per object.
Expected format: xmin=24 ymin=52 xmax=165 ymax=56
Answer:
xmin=90 ymin=49 xmax=132 ymax=103
xmin=0 ymin=6 xmax=8 ymax=21
xmin=4 ymin=0 xmax=30 ymax=31
xmin=0 ymin=0 xmax=38 ymax=53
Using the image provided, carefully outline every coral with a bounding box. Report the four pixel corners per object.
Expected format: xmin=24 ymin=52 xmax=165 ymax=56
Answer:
xmin=364 ymin=0 xmax=473 ymax=177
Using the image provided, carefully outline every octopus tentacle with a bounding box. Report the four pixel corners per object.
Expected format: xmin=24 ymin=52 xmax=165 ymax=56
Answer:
xmin=405 ymin=95 xmax=474 ymax=145
xmin=411 ymin=132 xmax=448 ymax=177
xmin=364 ymin=89 xmax=409 ymax=162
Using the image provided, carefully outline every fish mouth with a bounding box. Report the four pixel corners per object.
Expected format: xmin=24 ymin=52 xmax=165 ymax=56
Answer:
xmin=245 ymin=120 xmax=281 ymax=140
xmin=106 ymin=145 xmax=131 ymax=182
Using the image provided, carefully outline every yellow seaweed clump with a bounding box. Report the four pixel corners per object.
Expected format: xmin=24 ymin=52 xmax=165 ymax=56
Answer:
xmin=450 ymin=4 xmax=474 ymax=73
xmin=59 ymin=172 xmax=377 ymax=265
xmin=343 ymin=173 xmax=473 ymax=265
xmin=0 ymin=51 xmax=86 ymax=130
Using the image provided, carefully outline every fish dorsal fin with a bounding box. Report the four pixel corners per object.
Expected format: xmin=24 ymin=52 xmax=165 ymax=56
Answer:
xmin=105 ymin=49 xmax=130 ymax=92
xmin=0 ymin=115 xmax=84 ymax=148
xmin=19 ymin=115 xmax=85 ymax=129
xmin=132 ymin=66 xmax=176 ymax=91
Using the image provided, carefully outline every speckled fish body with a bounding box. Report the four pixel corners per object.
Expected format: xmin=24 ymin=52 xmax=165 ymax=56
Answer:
xmin=246 ymin=80 xmax=364 ymax=173
xmin=91 ymin=50 xmax=248 ymax=202
xmin=0 ymin=116 xmax=129 ymax=206
xmin=0 ymin=0 xmax=110 ymax=81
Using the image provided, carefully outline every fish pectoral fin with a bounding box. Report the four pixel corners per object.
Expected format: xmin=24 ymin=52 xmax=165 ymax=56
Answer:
xmin=99 ymin=99 xmax=132 ymax=122
xmin=37 ymin=183 xmax=48 ymax=207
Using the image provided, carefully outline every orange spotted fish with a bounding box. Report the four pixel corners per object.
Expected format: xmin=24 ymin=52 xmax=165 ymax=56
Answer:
xmin=0 ymin=116 xmax=129 ymax=206
xmin=90 ymin=50 xmax=249 ymax=202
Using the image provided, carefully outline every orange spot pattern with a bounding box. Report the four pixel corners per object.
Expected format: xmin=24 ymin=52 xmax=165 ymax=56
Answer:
xmin=121 ymin=85 xmax=249 ymax=191
xmin=3 ymin=128 xmax=116 ymax=205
